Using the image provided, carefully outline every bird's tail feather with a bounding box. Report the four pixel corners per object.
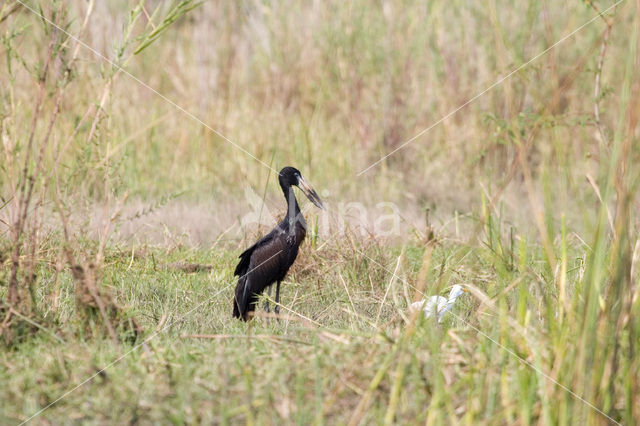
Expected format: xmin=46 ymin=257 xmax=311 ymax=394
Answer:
xmin=232 ymin=276 xmax=250 ymax=320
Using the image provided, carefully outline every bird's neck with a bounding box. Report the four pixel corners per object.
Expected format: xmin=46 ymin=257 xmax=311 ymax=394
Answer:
xmin=283 ymin=186 xmax=301 ymax=219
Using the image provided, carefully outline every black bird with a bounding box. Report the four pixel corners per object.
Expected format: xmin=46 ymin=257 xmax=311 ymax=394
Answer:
xmin=232 ymin=166 xmax=324 ymax=321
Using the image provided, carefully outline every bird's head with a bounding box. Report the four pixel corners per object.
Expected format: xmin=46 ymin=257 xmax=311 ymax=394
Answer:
xmin=448 ymin=284 xmax=468 ymax=300
xmin=279 ymin=166 xmax=325 ymax=210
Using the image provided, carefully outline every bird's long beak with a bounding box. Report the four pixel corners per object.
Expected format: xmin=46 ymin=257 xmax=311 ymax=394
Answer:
xmin=297 ymin=175 xmax=325 ymax=210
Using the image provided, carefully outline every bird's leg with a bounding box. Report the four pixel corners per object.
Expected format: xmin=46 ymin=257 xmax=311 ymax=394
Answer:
xmin=274 ymin=281 xmax=281 ymax=315
xmin=264 ymin=285 xmax=271 ymax=313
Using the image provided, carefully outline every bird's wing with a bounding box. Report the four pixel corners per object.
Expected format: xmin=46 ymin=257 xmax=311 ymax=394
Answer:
xmin=243 ymin=234 xmax=289 ymax=286
xmin=233 ymin=229 xmax=289 ymax=319
xmin=234 ymin=230 xmax=277 ymax=276
xmin=435 ymin=296 xmax=448 ymax=313
xmin=421 ymin=296 xmax=440 ymax=317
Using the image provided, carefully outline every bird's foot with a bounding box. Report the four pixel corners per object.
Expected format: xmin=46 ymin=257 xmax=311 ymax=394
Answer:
xmin=274 ymin=305 xmax=281 ymax=321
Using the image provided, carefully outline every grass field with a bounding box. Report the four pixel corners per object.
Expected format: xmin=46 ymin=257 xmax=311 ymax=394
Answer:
xmin=1 ymin=0 xmax=639 ymax=424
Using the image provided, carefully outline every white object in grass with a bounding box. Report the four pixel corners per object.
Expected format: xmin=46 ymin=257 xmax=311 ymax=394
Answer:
xmin=409 ymin=284 xmax=468 ymax=323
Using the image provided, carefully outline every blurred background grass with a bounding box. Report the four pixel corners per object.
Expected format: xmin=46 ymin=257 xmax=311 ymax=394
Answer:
xmin=3 ymin=0 xmax=634 ymax=233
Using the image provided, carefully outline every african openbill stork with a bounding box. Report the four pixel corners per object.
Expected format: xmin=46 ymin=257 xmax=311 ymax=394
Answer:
xmin=232 ymin=166 xmax=324 ymax=321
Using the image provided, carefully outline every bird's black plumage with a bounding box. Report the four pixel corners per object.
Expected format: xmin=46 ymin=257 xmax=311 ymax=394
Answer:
xmin=233 ymin=166 xmax=324 ymax=320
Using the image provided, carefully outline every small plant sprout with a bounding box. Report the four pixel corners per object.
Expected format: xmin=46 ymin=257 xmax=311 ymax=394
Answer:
xmin=409 ymin=284 xmax=469 ymax=323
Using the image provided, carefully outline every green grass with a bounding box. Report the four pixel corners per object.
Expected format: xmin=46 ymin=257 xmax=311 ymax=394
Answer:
xmin=2 ymin=224 xmax=638 ymax=424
